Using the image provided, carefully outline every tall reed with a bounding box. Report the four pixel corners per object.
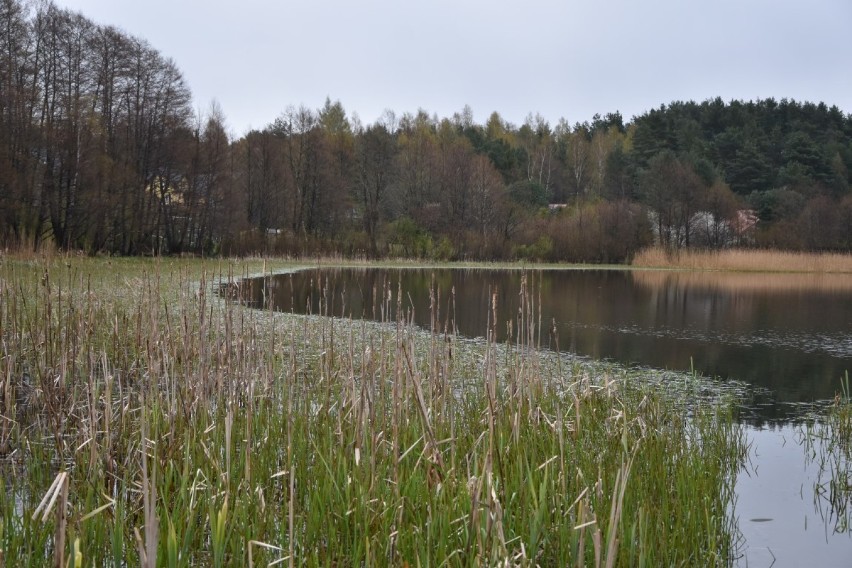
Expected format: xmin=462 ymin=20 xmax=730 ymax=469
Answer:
xmin=0 ymin=256 xmax=748 ymax=566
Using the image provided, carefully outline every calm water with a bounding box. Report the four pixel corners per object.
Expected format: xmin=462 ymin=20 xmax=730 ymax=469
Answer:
xmin=735 ymin=425 xmax=851 ymax=567
xmin=230 ymin=267 xmax=852 ymax=565
xmin=235 ymin=267 xmax=852 ymax=419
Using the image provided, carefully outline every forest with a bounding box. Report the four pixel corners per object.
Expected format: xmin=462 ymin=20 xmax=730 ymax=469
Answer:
xmin=2 ymin=0 xmax=852 ymax=261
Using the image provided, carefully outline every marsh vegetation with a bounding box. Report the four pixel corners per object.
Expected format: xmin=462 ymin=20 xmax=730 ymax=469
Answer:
xmin=0 ymin=256 xmax=752 ymax=566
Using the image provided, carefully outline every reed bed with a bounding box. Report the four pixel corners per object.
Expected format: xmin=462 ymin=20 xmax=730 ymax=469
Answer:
xmin=632 ymin=247 xmax=852 ymax=273
xmin=0 ymin=255 xmax=748 ymax=566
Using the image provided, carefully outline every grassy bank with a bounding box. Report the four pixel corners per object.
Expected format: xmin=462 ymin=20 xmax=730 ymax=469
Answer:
xmin=0 ymin=255 xmax=747 ymax=566
xmin=632 ymin=247 xmax=852 ymax=273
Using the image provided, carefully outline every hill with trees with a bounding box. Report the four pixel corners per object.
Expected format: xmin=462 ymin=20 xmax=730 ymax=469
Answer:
xmin=2 ymin=0 xmax=851 ymax=260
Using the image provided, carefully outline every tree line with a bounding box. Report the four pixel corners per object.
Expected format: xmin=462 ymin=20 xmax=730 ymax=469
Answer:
xmin=0 ymin=0 xmax=234 ymax=255
xmin=3 ymin=0 xmax=852 ymax=260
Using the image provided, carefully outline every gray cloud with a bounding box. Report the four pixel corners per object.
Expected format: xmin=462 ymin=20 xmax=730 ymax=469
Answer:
xmin=56 ymin=0 xmax=852 ymax=137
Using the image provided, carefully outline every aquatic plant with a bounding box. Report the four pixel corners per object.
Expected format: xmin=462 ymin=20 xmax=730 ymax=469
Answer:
xmin=801 ymin=373 xmax=852 ymax=535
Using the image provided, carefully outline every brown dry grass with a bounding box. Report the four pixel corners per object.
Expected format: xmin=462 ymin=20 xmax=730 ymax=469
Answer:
xmin=632 ymin=247 xmax=852 ymax=273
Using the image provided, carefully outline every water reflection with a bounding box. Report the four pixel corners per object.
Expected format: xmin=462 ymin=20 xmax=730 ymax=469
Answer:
xmin=736 ymin=426 xmax=852 ymax=566
xmin=231 ymin=267 xmax=852 ymax=423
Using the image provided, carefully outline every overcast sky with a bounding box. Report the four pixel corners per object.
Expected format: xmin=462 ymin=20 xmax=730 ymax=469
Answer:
xmin=54 ymin=0 xmax=852 ymax=138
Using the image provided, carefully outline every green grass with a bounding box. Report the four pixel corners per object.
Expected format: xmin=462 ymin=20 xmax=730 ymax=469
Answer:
xmin=0 ymin=254 xmax=749 ymax=566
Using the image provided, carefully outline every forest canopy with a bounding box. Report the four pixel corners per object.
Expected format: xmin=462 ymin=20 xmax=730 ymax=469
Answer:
xmin=2 ymin=0 xmax=852 ymax=260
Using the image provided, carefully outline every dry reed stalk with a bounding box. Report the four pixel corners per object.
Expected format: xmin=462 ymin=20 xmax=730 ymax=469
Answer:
xmin=402 ymin=341 xmax=445 ymax=488
xmin=54 ymin=472 xmax=68 ymax=568
xmin=101 ymin=354 xmax=114 ymax=478
xmin=467 ymin=449 xmax=488 ymax=561
xmin=85 ymin=353 xmax=99 ymax=478
xmin=32 ymin=472 xmax=66 ymax=522
xmin=592 ymin=528 xmax=602 ymax=568
xmin=248 ymin=540 xmax=283 ymax=568
xmin=137 ymin=402 xmax=158 ymax=568
xmin=244 ymin=368 xmax=253 ymax=485
xmin=575 ymin=498 xmax=588 ymax=568
xmin=287 ymin=378 xmax=295 ymax=568
xmin=604 ymin=455 xmax=634 ymax=568
xmin=391 ymin=283 xmax=404 ymax=497
xmin=0 ymin=351 xmax=12 ymax=456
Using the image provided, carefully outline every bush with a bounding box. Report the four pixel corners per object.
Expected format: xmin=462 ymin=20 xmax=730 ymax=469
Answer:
xmin=386 ymin=218 xmax=433 ymax=258
xmin=514 ymin=235 xmax=554 ymax=261
xmin=431 ymin=236 xmax=456 ymax=261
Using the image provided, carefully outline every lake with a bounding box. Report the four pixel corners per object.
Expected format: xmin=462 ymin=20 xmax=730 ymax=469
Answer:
xmin=229 ymin=266 xmax=852 ymax=565
xmin=234 ymin=267 xmax=852 ymax=419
